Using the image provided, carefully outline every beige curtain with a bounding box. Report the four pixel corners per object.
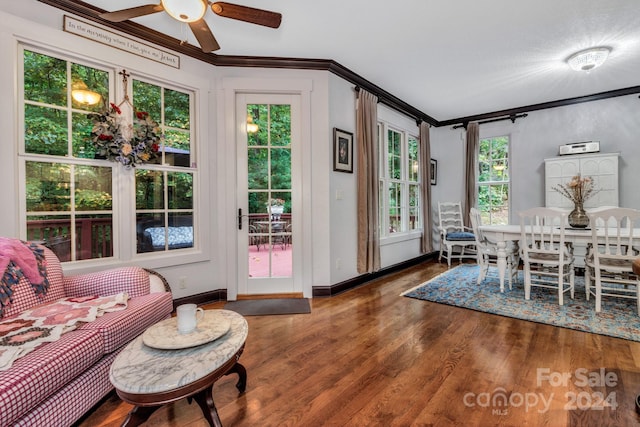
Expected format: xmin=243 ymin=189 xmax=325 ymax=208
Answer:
xmin=463 ymin=122 xmax=479 ymax=227
xmin=419 ymin=121 xmax=433 ymax=253
xmin=356 ymin=89 xmax=380 ymax=274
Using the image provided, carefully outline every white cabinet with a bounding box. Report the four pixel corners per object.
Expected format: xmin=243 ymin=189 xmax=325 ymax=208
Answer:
xmin=545 ymin=153 xmax=619 ymax=209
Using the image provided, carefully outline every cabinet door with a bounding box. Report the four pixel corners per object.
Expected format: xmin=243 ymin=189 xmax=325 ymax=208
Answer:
xmin=545 ymin=158 xmax=580 ymax=208
xmin=581 ymin=156 xmax=618 ymax=208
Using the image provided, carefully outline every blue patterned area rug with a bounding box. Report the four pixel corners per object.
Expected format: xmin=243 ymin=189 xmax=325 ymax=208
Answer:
xmin=402 ymin=264 xmax=640 ymax=342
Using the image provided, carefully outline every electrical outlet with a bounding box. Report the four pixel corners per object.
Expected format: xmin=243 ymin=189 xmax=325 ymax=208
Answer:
xmin=178 ymin=276 xmax=187 ymax=289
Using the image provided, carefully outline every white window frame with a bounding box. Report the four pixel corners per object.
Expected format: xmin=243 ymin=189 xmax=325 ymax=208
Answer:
xmin=17 ymin=44 xmax=208 ymax=271
xmin=477 ymin=134 xmax=511 ymax=225
xmin=378 ymin=121 xmax=422 ymax=240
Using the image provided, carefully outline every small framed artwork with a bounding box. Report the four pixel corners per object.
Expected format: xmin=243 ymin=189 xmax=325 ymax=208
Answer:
xmin=333 ymin=128 xmax=353 ymax=173
xmin=430 ymin=159 xmax=437 ymax=185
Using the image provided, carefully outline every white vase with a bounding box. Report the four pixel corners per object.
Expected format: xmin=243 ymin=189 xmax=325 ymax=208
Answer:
xmin=268 ymin=205 xmax=284 ymax=216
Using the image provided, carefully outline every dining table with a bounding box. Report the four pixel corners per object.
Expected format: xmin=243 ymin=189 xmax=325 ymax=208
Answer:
xmin=478 ymin=224 xmax=640 ymax=292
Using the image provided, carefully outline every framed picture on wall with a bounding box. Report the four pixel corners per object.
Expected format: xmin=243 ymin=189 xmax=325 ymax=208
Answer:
xmin=333 ymin=128 xmax=353 ymax=173
xmin=430 ymin=159 xmax=437 ymax=185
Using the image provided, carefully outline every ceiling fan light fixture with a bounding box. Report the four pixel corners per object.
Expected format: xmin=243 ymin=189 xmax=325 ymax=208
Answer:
xmin=161 ymin=0 xmax=207 ymax=23
xmin=567 ymin=47 xmax=611 ymax=72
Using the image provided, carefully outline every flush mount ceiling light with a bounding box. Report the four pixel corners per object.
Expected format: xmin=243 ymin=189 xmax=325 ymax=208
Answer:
xmin=160 ymin=0 xmax=206 ymax=23
xmin=567 ymin=47 xmax=611 ymax=72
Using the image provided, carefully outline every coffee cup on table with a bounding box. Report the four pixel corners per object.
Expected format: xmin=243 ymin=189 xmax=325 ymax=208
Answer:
xmin=176 ymin=304 xmax=204 ymax=334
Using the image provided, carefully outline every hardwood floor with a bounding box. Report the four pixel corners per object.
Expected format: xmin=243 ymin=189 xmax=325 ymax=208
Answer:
xmin=78 ymin=261 xmax=640 ymax=426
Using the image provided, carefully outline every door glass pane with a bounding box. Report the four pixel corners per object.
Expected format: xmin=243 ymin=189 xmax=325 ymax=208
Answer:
xmin=247 ymin=104 xmax=292 ymax=278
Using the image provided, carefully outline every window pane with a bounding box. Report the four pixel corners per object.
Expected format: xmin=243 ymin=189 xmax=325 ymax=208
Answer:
xmin=164 ymin=88 xmax=190 ymax=129
xmin=164 ymin=129 xmax=191 ymax=167
xmin=248 ymin=148 xmax=268 ymax=189
xmin=75 ymin=165 xmax=113 ymax=211
xmin=270 ymin=104 xmax=291 ymax=146
xmin=136 ymin=213 xmax=164 ymax=253
xmin=270 ymin=148 xmax=291 ymax=189
xmin=247 ymin=104 xmax=268 ymax=146
xmin=72 ymin=112 xmax=97 ymax=158
xmin=132 ymin=80 xmax=161 ymax=120
xmin=24 ymin=50 xmax=66 ymax=106
xmin=26 ymin=162 xmax=71 ymax=211
xmin=24 ymin=105 xmax=68 ymax=155
xmin=70 ymin=63 xmax=108 ymax=113
xmin=136 ymin=170 xmax=164 ymax=209
xmin=388 ymin=182 xmax=402 ymax=233
xmin=168 ymin=172 xmax=193 ymax=209
xmin=408 ymin=135 xmax=419 ymax=182
xmin=76 ymin=214 xmax=113 ymax=259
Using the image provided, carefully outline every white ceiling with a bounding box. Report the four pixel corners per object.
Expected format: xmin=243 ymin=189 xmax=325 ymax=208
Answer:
xmin=78 ymin=0 xmax=640 ymax=122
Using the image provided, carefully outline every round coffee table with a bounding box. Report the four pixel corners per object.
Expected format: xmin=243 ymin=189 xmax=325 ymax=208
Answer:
xmin=109 ymin=309 xmax=248 ymax=427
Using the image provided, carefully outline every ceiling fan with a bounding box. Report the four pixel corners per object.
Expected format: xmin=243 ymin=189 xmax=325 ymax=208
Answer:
xmin=99 ymin=0 xmax=282 ymax=53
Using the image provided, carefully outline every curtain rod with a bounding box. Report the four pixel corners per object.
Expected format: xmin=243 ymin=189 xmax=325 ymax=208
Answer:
xmin=452 ymin=113 xmax=528 ymax=130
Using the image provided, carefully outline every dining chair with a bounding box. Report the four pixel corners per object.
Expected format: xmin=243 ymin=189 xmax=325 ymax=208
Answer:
xmin=584 ymin=207 xmax=640 ymax=315
xmin=469 ymin=208 xmax=520 ymax=291
xmin=438 ymin=202 xmax=477 ymax=267
xmin=519 ymin=207 xmax=575 ymax=305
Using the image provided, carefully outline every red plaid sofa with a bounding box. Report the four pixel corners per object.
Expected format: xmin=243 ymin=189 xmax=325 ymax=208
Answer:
xmin=0 ymin=244 xmax=173 ymax=426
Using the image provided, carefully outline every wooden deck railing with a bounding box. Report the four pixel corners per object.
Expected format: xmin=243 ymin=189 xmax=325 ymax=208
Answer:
xmin=27 ymin=218 xmax=113 ymax=261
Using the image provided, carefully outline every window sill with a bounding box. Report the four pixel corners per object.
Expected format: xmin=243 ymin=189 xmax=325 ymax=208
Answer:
xmin=380 ymin=230 xmax=423 ymax=246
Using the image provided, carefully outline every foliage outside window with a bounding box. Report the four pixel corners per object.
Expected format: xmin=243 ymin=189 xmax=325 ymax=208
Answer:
xmin=478 ymin=136 xmax=510 ymax=225
xmin=133 ymin=79 xmax=195 ymax=253
xmin=21 ymin=47 xmax=197 ymax=261
xmin=246 ymin=104 xmax=292 ymax=216
xmin=23 ymin=49 xmax=113 ymax=261
xmin=379 ymin=124 xmax=421 ymax=237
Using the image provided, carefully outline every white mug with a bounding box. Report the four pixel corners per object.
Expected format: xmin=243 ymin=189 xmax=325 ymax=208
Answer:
xmin=176 ymin=304 xmax=204 ymax=334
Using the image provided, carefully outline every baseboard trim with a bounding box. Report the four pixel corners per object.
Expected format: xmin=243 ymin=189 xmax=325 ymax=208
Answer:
xmin=312 ymin=252 xmax=437 ymax=297
xmin=171 ymin=253 xmax=437 ymax=306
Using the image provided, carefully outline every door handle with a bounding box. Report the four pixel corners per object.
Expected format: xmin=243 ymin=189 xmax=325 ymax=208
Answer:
xmin=238 ymin=208 xmax=243 ymax=230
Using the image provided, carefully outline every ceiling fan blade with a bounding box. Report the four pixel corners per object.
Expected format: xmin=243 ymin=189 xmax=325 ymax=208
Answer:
xmin=99 ymin=4 xmax=165 ymax=22
xmin=189 ymin=19 xmax=221 ymax=53
xmin=211 ymin=2 xmax=282 ymax=28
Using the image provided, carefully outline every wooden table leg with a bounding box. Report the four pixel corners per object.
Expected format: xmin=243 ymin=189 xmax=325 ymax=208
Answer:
xmin=225 ymin=362 xmax=247 ymax=392
xmin=121 ymin=405 xmax=161 ymax=427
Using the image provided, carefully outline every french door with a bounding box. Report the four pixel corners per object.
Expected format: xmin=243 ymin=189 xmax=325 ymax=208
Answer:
xmin=236 ymin=93 xmax=301 ymax=295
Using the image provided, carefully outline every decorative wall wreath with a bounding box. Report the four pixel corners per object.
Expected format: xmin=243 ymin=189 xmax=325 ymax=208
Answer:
xmin=88 ymin=70 xmax=162 ymax=168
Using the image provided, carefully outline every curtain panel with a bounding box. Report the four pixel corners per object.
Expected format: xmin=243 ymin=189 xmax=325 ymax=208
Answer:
xmin=356 ymin=89 xmax=380 ymax=274
xmin=463 ymin=122 xmax=479 ymax=227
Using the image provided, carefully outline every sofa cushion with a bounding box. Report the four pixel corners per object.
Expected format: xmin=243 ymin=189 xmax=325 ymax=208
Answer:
xmin=0 ymin=329 xmax=104 ymax=427
xmin=2 ymin=248 xmax=65 ymax=320
xmin=78 ymin=292 xmax=173 ymax=353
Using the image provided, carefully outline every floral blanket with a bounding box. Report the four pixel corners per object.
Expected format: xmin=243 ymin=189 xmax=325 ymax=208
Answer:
xmin=0 ymin=293 xmax=128 ymax=371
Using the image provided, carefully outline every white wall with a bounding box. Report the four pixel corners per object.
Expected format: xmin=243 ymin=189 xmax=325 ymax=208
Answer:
xmin=3 ymin=1 xmax=638 ymax=300
xmin=430 ymin=94 xmax=640 ymax=232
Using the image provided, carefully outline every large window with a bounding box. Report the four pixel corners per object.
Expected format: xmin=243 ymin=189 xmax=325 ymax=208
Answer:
xmin=379 ymin=124 xmax=421 ymax=237
xmin=21 ymin=47 xmax=197 ymax=262
xmin=478 ymin=136 xmax=510 ymax=225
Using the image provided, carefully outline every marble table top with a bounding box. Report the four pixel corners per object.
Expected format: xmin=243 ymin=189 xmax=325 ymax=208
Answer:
xmin=109 ymin=309 xmax=248 ymax=395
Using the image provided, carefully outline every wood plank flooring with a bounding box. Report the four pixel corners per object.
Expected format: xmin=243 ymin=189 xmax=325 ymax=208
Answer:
xmin=77 ymin=261 xmax=640 ymax=426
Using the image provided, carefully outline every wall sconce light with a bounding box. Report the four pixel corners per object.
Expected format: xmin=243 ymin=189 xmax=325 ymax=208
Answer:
xmin=71 ymin=81 xmax=102 ymax=106
xmin=567 ymin=47 xmax=611 ymax=72
xmin=246 ymin=114 xmax=259 ymax=133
